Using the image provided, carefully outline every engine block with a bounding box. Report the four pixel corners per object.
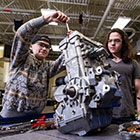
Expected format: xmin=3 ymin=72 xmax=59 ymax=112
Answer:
xmin=54 ymin=31 xmax=122 ymax=136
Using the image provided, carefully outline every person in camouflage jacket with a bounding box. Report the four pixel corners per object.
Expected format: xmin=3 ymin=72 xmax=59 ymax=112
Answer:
xmin=0 ymin=11 xmax=70 ymax=117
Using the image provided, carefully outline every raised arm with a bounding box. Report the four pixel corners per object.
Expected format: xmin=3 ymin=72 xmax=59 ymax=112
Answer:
xmin=10 ymin=11 xmax=70 ymax=70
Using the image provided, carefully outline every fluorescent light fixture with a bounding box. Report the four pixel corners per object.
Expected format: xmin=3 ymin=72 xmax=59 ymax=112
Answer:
xmin=111 ymin=17 xmax=131 ymax=29
xmin=0 ymin=45 xmax=4 ymax=58
xmin=137 ymin=52 xmax=140 ymax=55
xmin=0 ymin=46 xmax=4 ymax=51
xmin=48 ymin=22 xmax=58 ymax=26
xmin=51 ymin=45 xmax=61 ymax=52
xmin=41 ymin=8 xmax=58 ymax=26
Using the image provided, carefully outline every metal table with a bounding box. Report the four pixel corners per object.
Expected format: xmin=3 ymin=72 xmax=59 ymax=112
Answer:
xmin=0 ymin=124 xmax=122 ymax=140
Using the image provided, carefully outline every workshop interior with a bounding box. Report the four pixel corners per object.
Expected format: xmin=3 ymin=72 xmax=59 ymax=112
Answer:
xmin=0 ymin=0 xmax=140 ymax=139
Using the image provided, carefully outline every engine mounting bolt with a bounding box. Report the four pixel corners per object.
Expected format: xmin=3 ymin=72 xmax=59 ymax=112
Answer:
xmin=72 ymin=110 xmax=76 ymax=114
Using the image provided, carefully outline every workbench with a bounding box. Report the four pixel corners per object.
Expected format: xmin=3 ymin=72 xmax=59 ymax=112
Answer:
xmin=0 ymin=124 xmax=122 ymax=140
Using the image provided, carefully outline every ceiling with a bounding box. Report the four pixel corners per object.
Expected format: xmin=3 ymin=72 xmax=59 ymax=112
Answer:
xmin=0 ymin=0 xmax=140 ymax=60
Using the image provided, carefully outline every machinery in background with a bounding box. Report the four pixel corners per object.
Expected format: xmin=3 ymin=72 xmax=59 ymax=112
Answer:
xmin=54 ymin=31 xmax=122 ymax=136
xmin=0 ymin=89 xmax=4 ymax=111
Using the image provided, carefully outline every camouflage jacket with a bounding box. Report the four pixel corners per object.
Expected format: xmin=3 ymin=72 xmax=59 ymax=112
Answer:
xmin=1 ymin=16 xmax=64 ymax=116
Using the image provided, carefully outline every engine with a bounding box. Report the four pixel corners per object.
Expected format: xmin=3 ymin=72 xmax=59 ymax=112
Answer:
xmin=53 ymin=31 xmax=122 ymax=136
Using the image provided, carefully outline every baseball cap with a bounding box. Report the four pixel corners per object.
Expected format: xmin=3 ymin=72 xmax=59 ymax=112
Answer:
xmin=31 ymin=35 xmax=51 ymax=46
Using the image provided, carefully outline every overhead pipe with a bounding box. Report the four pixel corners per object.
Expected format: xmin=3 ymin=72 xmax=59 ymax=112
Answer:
xmin=124 ymin=28 xmax=136 ymax=40
xmin=91 ymin=0 xmax=116 ymax=39
xmin=124 ymin=28 xmax=136 ymax=43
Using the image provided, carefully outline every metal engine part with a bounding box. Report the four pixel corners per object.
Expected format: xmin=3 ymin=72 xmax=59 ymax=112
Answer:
xmin=119 ymin=121 xmax=140 ymax=140
xmin=54 ymin=31 xmax=122 ymax=136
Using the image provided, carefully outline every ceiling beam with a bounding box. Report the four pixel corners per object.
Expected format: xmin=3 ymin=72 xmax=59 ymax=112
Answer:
xmin=0 ymin=7 xmax=40 ymax=13
xmin=37 ymin=0 xmax=88 ymax=6
xmin=91 ymin=0 xmax=115 ymax=39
